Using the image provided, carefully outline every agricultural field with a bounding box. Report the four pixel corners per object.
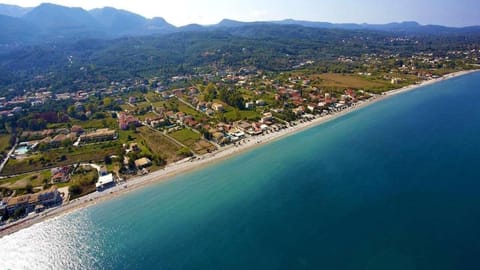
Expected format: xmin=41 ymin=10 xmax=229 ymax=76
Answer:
xmin=145 ymin=92 xmax=162 ymax=103
xmin=315 ymin=73 xmax=389 ymax=90
xmin=170 ymin=128 xmax=200 ymax=146
xmin=170 ymin=128 xmax=216 ymax=155
xmin=2 ymin=143 xmax=120 ymax=176
xmin=120 ymin=104 xmax=135 ymax=111
xmin=68 ymin=165 xmax=98 ymax=200
xmin=0 ymin=134 xmax=12 ymax=153
xmin=71 ymin=116 xmax=118 ymax=130
xmin=0 ymin=170 xmax=52 ymax=195
xmin=177 ymin=103 xmax=206 ymax=120
xmin=137 ymin=126 xmax=183 ymax=163
xmin=224 ymin=109 xmax=260 ymax=122
xmin=137 ymin=112 xmax=159 ymax=121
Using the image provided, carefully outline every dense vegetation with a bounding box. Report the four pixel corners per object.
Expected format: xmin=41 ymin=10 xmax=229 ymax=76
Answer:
xmin=1 ymin=24 xmax=479 ymax=97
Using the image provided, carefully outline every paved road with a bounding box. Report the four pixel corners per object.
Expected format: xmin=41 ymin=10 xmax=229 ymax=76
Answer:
xmin=0 ymin=138 xmax=17 ymax=175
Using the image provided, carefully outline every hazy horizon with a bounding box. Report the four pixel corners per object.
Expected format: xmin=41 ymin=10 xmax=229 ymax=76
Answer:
xmin=1 ymin=0 xmax=479 ymax=27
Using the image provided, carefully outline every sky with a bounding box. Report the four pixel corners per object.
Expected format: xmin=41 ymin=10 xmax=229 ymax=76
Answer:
xmin=2 ymin=0 xmax=480 ymax=27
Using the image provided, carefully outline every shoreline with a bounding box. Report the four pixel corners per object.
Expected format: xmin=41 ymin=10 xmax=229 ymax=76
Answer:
xmin=1 ymin=69 xmax=477 ymax=238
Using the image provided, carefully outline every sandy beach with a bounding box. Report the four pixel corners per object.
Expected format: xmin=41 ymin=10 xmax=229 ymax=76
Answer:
xmin=0 ymin=69 xmax=477 ymax=238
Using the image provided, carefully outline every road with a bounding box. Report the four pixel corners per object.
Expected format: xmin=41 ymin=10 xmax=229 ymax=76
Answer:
xmin=0 ymin=138 xmax=17 ymax=175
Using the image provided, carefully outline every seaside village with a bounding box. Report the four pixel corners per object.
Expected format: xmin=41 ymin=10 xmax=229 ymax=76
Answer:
xmin=0 ymin=59 xmax=461 ymax=225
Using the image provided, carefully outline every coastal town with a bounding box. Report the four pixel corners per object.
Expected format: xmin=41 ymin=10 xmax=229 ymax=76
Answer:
xmin=0 ymin=44 xmax=479 ymax=233
xmin=2 ymin=1 xmax=480 ymax=268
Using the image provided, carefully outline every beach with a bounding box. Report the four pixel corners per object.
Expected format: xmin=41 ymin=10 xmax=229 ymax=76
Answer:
xmin=0 ymin=69 xmax=477 ymax=238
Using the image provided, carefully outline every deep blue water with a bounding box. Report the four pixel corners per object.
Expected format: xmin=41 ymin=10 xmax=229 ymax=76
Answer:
xmin=2 ymin=72 xmax=480 ymax=270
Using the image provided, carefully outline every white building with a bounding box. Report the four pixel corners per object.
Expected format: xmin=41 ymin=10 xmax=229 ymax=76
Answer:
xmin=96 ymin=174 xmax=115 ymax=191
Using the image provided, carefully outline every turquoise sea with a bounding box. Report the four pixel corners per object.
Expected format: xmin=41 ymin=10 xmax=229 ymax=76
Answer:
xmin=1 ymin=72 xmax=480 ymax=269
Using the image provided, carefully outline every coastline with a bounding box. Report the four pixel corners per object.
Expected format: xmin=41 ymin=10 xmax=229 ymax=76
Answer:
xmin=1 ymin=69 xmax=477 ymax=238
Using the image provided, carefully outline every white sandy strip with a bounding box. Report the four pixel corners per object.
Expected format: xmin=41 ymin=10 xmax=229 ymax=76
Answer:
xmin=1 ymin=69 xmax=478 ymax=238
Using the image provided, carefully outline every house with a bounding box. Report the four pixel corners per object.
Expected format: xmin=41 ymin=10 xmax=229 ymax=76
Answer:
xmin=324 ymin=93 xmax=332 ymax=103
xmin=165 ymin=111 xmax=176 ymax=120
xmin=211 ymin=103 xmax=225 ymax=112
xmin=235 ymin=121 xmax=253 ymax=132
xmin=51 ymin=171 xmax=70 ymax=183
xmin=345 ymin=89 xmax=356 ymax=99
xmin=5 ymin=186 xmax=62 ymax=215
xmin=245 ymin=101 xmax=255 ymax=109
xmin=292 ymin=106 xmax=305 ymax=115
xmin=5 ymin=195 xmax=29 ymax=216
xmin=119 ymin=112 xmax=140 ymax=130
xmin=307 ymin=104 xmax=316 ymax=113
xmin=151 ymin=119 xmax=168 ymax=128
xmin=212 ymin=132 xmax=230 ymax=145
xmin=79 ymin=128 xmax=116 ymax=143
xmin=188 ymin=87 xmax=199 ymax=95
xmin=96 ymin=174 xmax=115 ymax=191
xmin=176 ymin=112 xmax=186 ymax=122
xmin=260 ymin=112 xmax=274 ymax=124
xmin=256 ymin=100 xmax=266 ymax=106
xmin=135 ymin=157 xmax=152 ymax=169
xmin=206 ymin=109 xmax=215 ymax=116
xmin=172 ymin=88 xmax=185 ymax=97
xmin=196 ymin=101 xmax=208 ymax=111
xmin=128 ymin=96 xmax=137 ymax=103
xmin=184 ymin=118 xmax=198 ymax=127
xmin=0 ymin=200 xmax=6 ymax=218
xmin=37 ymin=186 xmax=63 ymax=207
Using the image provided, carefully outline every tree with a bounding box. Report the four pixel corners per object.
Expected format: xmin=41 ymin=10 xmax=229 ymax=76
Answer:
xmin=61 ymin=139 xmax=72 ymax=148
xmin=152 ymin=154 xmax=166 ymax=166
xmin=199 ymin=128 xmax=212 ymax=140
xmin=25 ymin=183 xmax=33 ymax=193
xmin=68 ymin=184 xmax=81 ymax=196
xmin=12 ymin=207 xmax=26 ymax=219
xmin=204 ymin=82 xmax=217 ymax=101
xmin=177 ymin=147 xmax=193 ymax=157
xmin=103 ymin=97 xmax=113 ymax=108
xmin=104 ymin=155 xmax=112 ymax=165
xmin=67 ymin=106 xmax=76 ymax=117
xmin=128 ymin=157 xmax=136 ymax=170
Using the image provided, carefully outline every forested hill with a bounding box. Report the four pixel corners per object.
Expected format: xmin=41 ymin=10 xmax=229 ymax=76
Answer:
xmin=1 ymin=22 xmax=480 ymax=95
xmin=0 ymin=3 xmax=480 ymax=95
xmin=1 ymin=2 xmax=480 ymax=46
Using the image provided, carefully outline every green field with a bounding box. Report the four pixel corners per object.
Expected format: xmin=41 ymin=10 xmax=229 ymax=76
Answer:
xmin=69 ymin=166 xmax=98 ymax=199
xmin=145 ymin=92 xmax=162 ymax=102
xmin=178 ymin=103 xmax=205 ymax=120
xmin=2 ymin=143 xmax=120 ymax=176
xmin=0 ymin=134 xmax=12 ymax=153
xmin=170 ymin=129 xmax=201 ymax=146
xmin=137 ymin=126 xmax=182 ymax=163
xmin=138 ymin=112 xmax=159 ymax=121
xmin=313 ymin=73 xmax=391 ymax=92
xmin=224 ymin=109 xmax=260 ymax=122
xmin=170 ymin=128 xmax=216 ymax=155
xmin=0 ymin=170 xmax=52 ymax=194
xmin=120 ymin=104 xmax=135 ymax=111
xmin=71 ymin=117 xmax=118 ymax=130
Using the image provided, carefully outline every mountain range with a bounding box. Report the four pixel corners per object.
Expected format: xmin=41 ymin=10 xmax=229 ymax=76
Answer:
xmin=1 ymin=3 xmax=480 ymax=46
